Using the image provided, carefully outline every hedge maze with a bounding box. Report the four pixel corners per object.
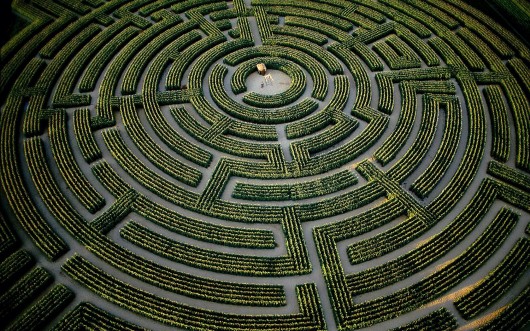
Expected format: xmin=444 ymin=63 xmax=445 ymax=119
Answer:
xmin=1 ymin=0 xmax=529 ymax=330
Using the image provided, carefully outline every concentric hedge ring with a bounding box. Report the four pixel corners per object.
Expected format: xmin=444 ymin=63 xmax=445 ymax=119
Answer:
xmin=211 ymin=63 xmax=318 ymax=124
xmin=232 ymin=57 xmax=304 ymax=108
xmin=1 ymin=0 xmax=529 ymax=331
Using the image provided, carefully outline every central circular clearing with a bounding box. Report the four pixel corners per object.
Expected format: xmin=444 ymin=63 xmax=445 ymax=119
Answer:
xmin=245 ymin=69 xmax=292 ymax=95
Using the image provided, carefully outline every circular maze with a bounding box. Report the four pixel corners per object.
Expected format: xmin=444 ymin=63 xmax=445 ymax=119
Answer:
xmin=1 ymin=0 xmax=529 ymax=330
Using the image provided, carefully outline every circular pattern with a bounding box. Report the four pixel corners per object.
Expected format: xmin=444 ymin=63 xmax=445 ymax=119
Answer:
xmin=236 ymin=59 xmax=300 ymax=106
xmin=1 ymin=1 xmax=529 ymax=330
xmin=243 ymin=69 xmax=292 ymax=97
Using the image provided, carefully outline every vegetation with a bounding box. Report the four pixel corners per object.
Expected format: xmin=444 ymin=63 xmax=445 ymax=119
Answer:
xmin=0 ymin=0 xmax=528 ymax=330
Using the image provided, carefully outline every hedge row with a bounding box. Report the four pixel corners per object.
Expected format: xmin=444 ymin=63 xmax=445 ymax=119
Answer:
xmin=62 ymin=254 xmax=325 ymax=330
xmin=454 ymin=237 xmax=530 ymax=320
xmin=233 ymin=170 xmax=358 ymax=201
